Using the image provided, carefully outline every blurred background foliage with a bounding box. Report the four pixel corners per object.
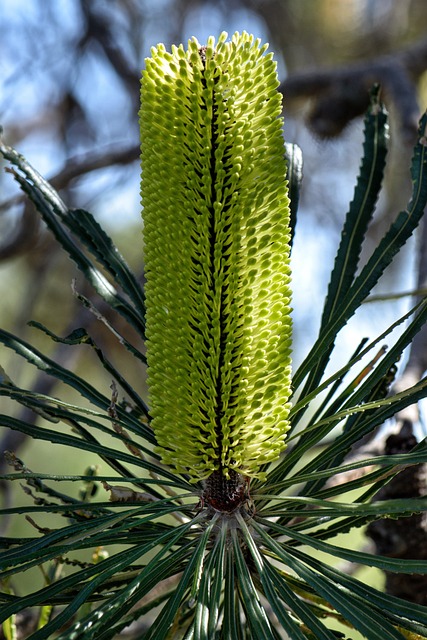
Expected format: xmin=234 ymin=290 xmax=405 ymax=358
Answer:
xmin=2 ymin=0 xmax=427 ymax=518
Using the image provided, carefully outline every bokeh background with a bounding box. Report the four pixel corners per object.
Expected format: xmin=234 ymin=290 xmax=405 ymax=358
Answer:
xmin=1 ymin=2 xmax=427 ymax=623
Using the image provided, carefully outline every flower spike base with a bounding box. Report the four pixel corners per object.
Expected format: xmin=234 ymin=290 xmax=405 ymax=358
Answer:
xmin=203 ymin=469 xmax=250 ymax=513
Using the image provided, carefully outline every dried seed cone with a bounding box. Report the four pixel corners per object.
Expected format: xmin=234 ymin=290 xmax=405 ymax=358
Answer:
xmin=140 ymin=31 xmax=292 ymax=481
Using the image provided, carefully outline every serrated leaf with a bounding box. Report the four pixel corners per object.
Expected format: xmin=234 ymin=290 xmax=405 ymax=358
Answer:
xmin=294 ymin=109 xmax=427 ymax=393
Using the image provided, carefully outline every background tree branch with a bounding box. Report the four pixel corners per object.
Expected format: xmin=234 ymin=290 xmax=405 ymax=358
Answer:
xmin=280 ymin=34 xmax=427 ymax=141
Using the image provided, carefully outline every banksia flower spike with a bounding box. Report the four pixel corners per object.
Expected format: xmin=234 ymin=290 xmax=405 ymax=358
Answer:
xmin=140 ymin=31 xmax=292 ymax=498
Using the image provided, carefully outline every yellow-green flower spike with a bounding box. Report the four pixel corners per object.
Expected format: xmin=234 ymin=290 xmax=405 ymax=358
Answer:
xmin=140 ymin=31 xmax=292 ymax=483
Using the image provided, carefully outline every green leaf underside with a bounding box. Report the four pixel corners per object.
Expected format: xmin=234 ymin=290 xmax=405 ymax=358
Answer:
xmin=140 ymin=32 xmax=292 ymax=480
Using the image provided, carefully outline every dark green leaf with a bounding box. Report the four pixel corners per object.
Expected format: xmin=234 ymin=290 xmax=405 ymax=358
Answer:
xmin=293 ymin=109 xmax=427 ymax=393
xmin=66 ymin=207 xmax=146 ymax=322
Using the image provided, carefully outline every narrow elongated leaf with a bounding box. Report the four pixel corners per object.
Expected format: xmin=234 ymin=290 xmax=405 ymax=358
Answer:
xmin=66 ymin=207 xmax=146 ymax=322
xmin=293 ymin=110 xmax=427 ymax=392
xmin=289 ymin=295 xmax=426 ymax=427
xmin=288 ymin=557 xmax=405 ymax=640
xmin=292 ymin=377 xmax=427 ymax=493
xmin=255 ymin=495 xmax=427 ymax=518
xmin=293 ymin=88 xmax=388 ymax=396
xmin=222 ymin=548 xmax=243 ymax=640
xmin=237 ymin=513 xmax=335 ymax=640
xmin=193 ymin=538 xmax=224 ymax=639
xmin=260 ymin=442 xmax=427 ymax=497
xmin=6 ymin=166 xmax=146 ymax=338
xmin=264 ymin=563 xmax=338 ymax=640
xmin=327 ymin=295 xmax=427 ymax=423
xmin=274 ymin=374 xmax=427 ymax=489
xmin=207 ymin=524 xmax=227 ymax=638
xmin=322 ymin=86 xmax=388 ymax=326
xmin=96 ymin=590 xmax=177 ymax=640
xmin=28 ymin=321 xmax=149 ymax=417
xmin=0 ymin=328 xmax=153 ymax=441
xmin=0 ymin=385 xmax=153 ymax=460
xmin=306 ymin=337 xmax=369 ymax=428
xmin=263 ymin=520 xmax=427 ymax=574
xmin=0 ymin=509 xmax=156 ymax=618
xmin=144 ymin=517 xmax=218 ymax=640
xmin=0 ymin=504 xmax=176 ymax=574
xmin=70 ymin=536 xmax=194 ymax=640
xmin=289 ymin=545 xmax=427 ymax=636
xmin=23 ymin=532 xmax=193 ymax=640
xmin=253 ymin=523 xmax=407 ymax=640
xmin=272 ymin=296 xmax=427 ymax=490
xmin=231 ymin=528 xmax=276 ymax=639
xmin=0 ymin=414 xmax=183 ymax=484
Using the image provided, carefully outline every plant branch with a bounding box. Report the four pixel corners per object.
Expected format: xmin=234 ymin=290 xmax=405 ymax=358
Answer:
xmin=280 ymin=35 xmax=427 ymax=141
